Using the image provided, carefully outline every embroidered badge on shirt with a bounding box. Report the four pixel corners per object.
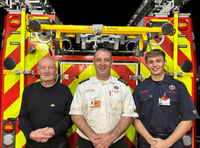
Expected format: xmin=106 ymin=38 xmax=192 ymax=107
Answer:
xmin=169 ymin=85 xmax=176 ymax=90
xmin=50 ymin=104 xmax=55 ymax=108
xmin=114 ymin=86 xmax=119 ymax=89
xmin=193 ymin=110 xmax=198 ymax=115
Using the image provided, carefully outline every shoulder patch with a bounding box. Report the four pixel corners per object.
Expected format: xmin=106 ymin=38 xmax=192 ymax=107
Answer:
xmin=117 ymin=78 xmax=128 ymax=86
xmin=79 ymin=78 xmax=90 ymax=85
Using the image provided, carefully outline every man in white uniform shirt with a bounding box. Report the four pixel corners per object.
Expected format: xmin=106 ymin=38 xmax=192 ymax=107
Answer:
xmin=70 ymin=48 xmax=138 ymax=148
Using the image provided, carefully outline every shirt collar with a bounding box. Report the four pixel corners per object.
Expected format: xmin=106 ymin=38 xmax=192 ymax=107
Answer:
xmin=148 ymin=74 xmax=169 ymax=84
xmin=40 ymin=79 xmax=58 ymax=88
xmin=92 ymin=76 xmax=115 ymax=85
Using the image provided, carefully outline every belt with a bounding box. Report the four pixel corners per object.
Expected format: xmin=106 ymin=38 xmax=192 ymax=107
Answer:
xmin=150 ymin=132 xmax=170 ymax=139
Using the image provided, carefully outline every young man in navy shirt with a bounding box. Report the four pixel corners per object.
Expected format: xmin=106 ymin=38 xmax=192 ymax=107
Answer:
xmin=133 ymin=49 xmax=199 ymax=148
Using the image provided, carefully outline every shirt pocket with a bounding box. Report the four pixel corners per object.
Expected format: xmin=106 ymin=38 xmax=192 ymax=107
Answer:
xmin=139 ymin=93 xmax=154 ymax=115
xmin=84 ymin=92 xmax=102 ymax=114
xmin=164 ymin=92 xmax=179 ymax=112
xmin=110 ymin=90 xmax=123 ymax=115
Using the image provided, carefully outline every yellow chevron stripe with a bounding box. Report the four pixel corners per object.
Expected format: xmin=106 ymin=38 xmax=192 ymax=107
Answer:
xmin=5 ymin=27 xmax=30 ymax=58
xmin=177 ymin=33 xmax=192 ymax=61
xmin=3 ymin=97 xmax=21 ymax=119
xmin=166 ymin=32 xmax=192 ymax=61
xmin=126 ymin=65 xmax=136 ymax=75
xmin=24 ymin=43 xmax=49 ymax=69
xmin=68 ymin=124 xmax=77 ymax=137
xmin=4 ymin=43 xmax=49 ymax=94
xmin=68 ymin=64 xmax=96 ymax=96
xmin=125 ymin=124 xmax=136 ymax=144
xmin=5 ymin=28 xmax=21 ymax=58
xmin=140 ymin=62 xmax=151 ymax=79
xmin=62 ymin=64 xmax=72 ymax=74
xmin=111 ymin=67 xmax=120 ymax=78
xmin=4 ymin=64 xmax=20 ymax=94
xmin=15 ymin=131 xmax=26 ymax=148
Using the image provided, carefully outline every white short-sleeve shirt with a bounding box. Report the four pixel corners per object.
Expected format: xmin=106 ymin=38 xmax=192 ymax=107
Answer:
xmin=70 ymin=76 xmax=138 ymax=142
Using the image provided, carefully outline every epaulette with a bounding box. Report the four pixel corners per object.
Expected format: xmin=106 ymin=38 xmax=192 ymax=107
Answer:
xmin=117 ymin=78 xmax=128 ymax=86
xmin=79 ymin=78 xmax=90 ymax=85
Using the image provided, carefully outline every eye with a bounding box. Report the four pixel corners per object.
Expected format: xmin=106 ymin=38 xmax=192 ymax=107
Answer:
xmin=104 ymin=58 xmax=110 ymax=62
xmin=95 ymin=58 xmax=101 ymax=62
xmin=147 ymin=60 xmax=153 ymax=64
xmin=48 ymin=67 xmax=55 ymax=70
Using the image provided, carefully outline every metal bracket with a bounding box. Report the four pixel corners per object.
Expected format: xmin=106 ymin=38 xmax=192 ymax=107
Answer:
xmin=60 ymin=74 xmax=69 ymax=80
xmin=129 ymin=75 xmax=144 ymax=81
xmin=165 ymin=72 xmax=193 ymax=77
xmin=14 ymin=70 xmax=34 ymax=75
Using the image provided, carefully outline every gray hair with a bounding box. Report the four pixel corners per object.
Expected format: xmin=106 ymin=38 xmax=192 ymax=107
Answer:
xmin=38 ymin=57 xmax=56 ymax=68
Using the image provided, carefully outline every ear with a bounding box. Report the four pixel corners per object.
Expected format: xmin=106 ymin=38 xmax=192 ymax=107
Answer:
xmin=93 ymin=58 xmax=95 ymax=66
xmin=37 ymin=67 xmax=40 ymax=74
xmin=164 ymin=60 xmax=167 ymax=66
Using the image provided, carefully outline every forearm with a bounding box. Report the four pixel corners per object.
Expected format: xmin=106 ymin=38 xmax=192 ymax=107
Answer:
xmin=109 ymin=116 xmax=132 ymax=142
xmin=133 ymin=118 xmax=156 ymax=145
xmin=71 ymin=115 xmax=97 ymax=141
xmin=53 ymin=115 xmax=73 ymax=136
xmin=165 ymin=120 xmax=192 ymax=147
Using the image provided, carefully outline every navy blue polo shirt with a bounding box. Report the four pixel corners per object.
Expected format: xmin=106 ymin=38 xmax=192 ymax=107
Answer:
xmin=133 ymin=75 xmax=199 ymax=134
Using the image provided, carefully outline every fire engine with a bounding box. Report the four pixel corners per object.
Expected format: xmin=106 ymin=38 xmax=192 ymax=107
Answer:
xmin=0 ymin=0 xmax=197 ymax=147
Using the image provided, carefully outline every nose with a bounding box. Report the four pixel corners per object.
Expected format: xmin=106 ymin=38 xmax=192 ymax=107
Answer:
xmin=152 ymin=61 xmax=157 ymax=67
xmin=100 ymin=60 xmax=105 ymax=65
xmin=44 ymin=67 xmax=50 ymax=73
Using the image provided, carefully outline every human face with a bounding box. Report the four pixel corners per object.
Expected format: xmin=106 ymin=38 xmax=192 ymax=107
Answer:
xmin=146 ymin=55 xmax=166 ymax=78
xmin=38 ymin=57 xmax=57 ymax=85
xmin=93 ymin=50 xmax=113 ymax=80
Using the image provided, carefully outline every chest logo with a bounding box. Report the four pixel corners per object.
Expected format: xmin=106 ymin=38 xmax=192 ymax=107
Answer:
xmin=50 ymin=104 xmax=55 ymax=108
xmin=169 ymin=85 xmax=176 ymax=90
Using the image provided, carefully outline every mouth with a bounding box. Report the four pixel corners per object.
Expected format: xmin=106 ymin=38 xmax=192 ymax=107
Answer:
xmin=152 ymin=68 xmax=160 ymax=72
xmin=99 ymin=67 xmax=107 ymax=72
xmin=43 ymin=74 xmax=52 ymax=77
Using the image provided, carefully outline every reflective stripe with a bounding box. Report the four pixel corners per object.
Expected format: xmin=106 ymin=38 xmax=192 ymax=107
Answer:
xmin=3 ymin=97 xmax=21 ymax=119
xmin=125 ymin=124 xmax=136 ymax=144
xmin=15 ymin=131 xmax=26 ymax=148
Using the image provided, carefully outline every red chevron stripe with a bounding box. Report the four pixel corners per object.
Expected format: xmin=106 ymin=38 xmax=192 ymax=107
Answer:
xmin=111 ymin=65 xmax=136 ymax=89
xmin=2 ymin=81 xmax=19 ymax=111
xmin=62 ymin=64 xmax=90 ymax=86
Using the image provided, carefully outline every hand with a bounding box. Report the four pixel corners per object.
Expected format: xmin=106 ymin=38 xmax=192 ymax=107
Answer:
xmin=93 ymin=133 xmax=113 ymax=148
xmin=29 ymin=127 xmax=53 ymax=143
xmin=42 ymin=127 xmax=55 ymax=137
xmin=148 ymin=137 xmax=158 ymax=146
xmin=150 ymin=138 xmax=170 ymax=148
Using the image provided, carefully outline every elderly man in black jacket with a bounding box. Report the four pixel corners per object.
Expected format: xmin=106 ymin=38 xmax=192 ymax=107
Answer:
xmin=19 ymin=57 xmax=73 ymax=148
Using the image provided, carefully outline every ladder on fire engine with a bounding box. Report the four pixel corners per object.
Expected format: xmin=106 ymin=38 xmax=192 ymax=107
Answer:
xmin=0 ymin=0 xmax=54 ymax=14
xmin=127 ymin=0 xmax=192 ymax=26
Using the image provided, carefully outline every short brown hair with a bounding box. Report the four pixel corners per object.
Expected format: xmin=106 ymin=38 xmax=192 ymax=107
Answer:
xmin=145 ymin=49 xmax=165 ymax=62
xmin=94 ymin=48 xmax=112 ymax=60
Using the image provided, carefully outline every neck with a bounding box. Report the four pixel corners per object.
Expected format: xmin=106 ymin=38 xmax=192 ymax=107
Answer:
xmin=41 ymin=80 xmax=55 ymax=88
xmin=96 ymin=75 xmax=111 ymax=81
xmin=151 ymin=73 xmax=165 ymax=82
